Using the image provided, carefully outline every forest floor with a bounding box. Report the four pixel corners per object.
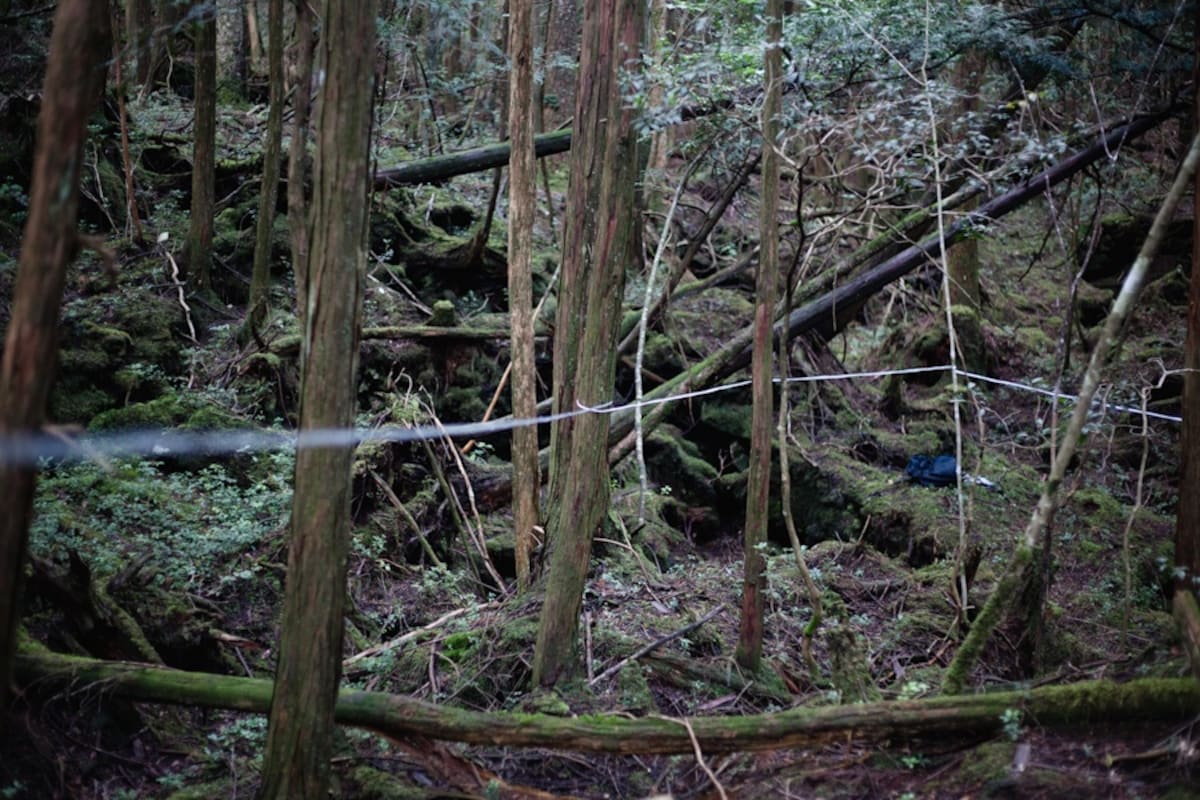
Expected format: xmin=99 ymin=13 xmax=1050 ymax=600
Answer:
xmin=2 ymin=76 xmax=1199 ymax=799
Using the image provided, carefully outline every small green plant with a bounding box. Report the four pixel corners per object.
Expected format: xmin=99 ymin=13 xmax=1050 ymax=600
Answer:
xmin=1001 ymin=707 xmax=1024 ymax=741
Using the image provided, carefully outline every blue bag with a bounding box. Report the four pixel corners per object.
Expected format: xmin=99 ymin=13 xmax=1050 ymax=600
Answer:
xmin=905 ymin=454 xmax=958 ymax=487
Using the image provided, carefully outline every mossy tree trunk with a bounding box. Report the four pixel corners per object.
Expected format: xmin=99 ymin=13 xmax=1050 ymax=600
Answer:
xmin=288 ymin=0 xmax=315 ymax=329
xmin=507 ymin=0 xmax=539 ymax=591
xmin=256 ymin=2 xmax=377 ymax=797
xmin=944 ymin=133 xmax=1200 ymax=695
xmin=185 ymin=1 xmax=216 ymax=290
xmin=735 ymin=0 xmax=783 ymax=673
xmin=532 ymin=0 xmax=644 ymax=688
xmin=247 ymin=0 xmax=285 ymax=329
xmin=0 ymin=0 xmax=111 ymax=707
xmin=1178 ymin=14 xmax=1200 ymax=596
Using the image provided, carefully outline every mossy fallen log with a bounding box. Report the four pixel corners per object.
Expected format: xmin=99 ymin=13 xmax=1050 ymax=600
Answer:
xmin=374 ymin=130 xmax=573 ymax=188
xmin=270 ymin=324 xmax=549 ymax=357
xmin=15 ymin=650 xmax=1199 ymax=755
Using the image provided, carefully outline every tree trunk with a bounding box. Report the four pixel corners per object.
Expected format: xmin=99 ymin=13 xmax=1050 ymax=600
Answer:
xmin=245 ymin=0 xmax=262 ymax=72
xmin=735 ymin=0 xmax=783 ymax=673
xmin=1177 ymin=5 xmax=1200 ymax=597
xmin=944 ymin=133 xmax=1200 ymax=695
xmin=507 ymin=0 xmax=539 ymax=591
xmin=287 ymin=0 xmax=315 ymax=328
xmin=0 ymin=0 xmax=111 ymax=708
xmin=126 ymin=0 xmax=154 ymax=87
xmin=247 ymin=0 xmax=285 ymax=329
xmin=256 ymin=2 xmax=377 ymax=797
xmin=185 ymin=2 xmax=216 ymax=290
xmin=532 ymin=0 xmax=645 ymax=688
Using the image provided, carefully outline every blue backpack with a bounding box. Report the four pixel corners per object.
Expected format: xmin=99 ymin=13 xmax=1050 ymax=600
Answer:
xmin=905 ymin=454 xmax=958 ymax=487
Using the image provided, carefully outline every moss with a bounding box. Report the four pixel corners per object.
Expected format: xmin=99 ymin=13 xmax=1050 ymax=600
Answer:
xmin=952 ymin=740 xmax=1016 ymax=786
xmin=49 ymin=386 xmax=114 ymax=424
xmin=165 ymin=780 xmax=237 ymax=800
xmin=701 ymin=400 xmax=753 ymax=440
xmin=349 ymin=766 xmax=428 ymax=800
xmin=616 ymin=662 xmax=653 ymax=713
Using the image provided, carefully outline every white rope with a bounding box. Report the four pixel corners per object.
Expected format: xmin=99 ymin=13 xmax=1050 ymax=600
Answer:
xmin=0 ymin=363 xmax=1179 ymax=466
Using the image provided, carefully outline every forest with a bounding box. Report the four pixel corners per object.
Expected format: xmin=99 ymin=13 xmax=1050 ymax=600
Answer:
xmin=1 ymin=0 xmax=1200 ymax=797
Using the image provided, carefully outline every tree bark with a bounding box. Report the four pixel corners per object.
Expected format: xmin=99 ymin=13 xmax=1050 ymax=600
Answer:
xmin=257 ymin=2 xmax=377 ymax=797
xmin=1177 ymin=4 xmax=1200 ymax=597
xmin=288 ymin=0 xmax=315 ymax=328
xmin=532 ymin=0 xmax=644 ymax=688
xmin=126 ymin=0 xmax=154 ymax=86
xmin=507 ymin=0 xmax=539 ymax=591
xmin=15 ymin=651 xmax=1200 ymax=755
xmin=736 ymin=0 xmax=782 ymax=673
xmin=0 ymin=0 xmax=111 ymax=707
xmin=248 ymin=0 xmax=285 ymax=329
xmin=185 ymin=2 xmax=217 ymax=290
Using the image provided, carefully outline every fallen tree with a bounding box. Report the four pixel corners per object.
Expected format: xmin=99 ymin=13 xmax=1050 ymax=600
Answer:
xmin=15 ymin=650 xmax=1199 ymax=755
xmin=603 ymin=109 xmax=1173 ymax=464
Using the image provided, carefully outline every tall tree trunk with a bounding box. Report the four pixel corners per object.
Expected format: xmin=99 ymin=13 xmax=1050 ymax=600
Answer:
xmin=185 ymin=2 xmax=216 ymax=290
xmin=1178 ymin=5 xmax=1200 ymax=595
xmin=0 ymin=0 xmax=111 ymax=708
xmin=288 ymin=0 xmax=315 ymax=328
xmin=245 ymin=0 xmax=263 ymax=72
xmin=507 ymin=0 xmax=538 ymax=591
xmin=248 ymin=0 xmax=285 ymax=329
xmin=735 ymin=0 xmax=783 ymax=673
xmin=256 ymin=2 xmax=377 ymax=797
xmin=532 ymin=0 xmax=644 ymax=688
xmin=126 ymin=0 xmax=154 ymax=87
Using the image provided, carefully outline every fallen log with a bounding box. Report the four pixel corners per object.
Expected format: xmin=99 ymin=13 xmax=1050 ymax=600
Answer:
xmin=15 ymin=650 xmax=1200 ymax=755
xmin=373 ymin=130 xmax=573 ymax=188
xmin=602 ymin=110 xmax=1173 ymax=464
xmin=270 ymin=324 xmax=549 ymax=357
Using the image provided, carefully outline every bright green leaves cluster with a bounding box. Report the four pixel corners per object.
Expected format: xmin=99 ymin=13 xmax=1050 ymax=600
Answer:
xmin=29 ymin=452 xmax=293 ymax=592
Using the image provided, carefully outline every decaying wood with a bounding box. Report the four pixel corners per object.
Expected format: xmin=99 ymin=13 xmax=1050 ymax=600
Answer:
xmin=374 ymin=130 xmax=573 ymax=188
xmin=15 ymin=651 xmax=1200 ymax=755
xmin=270 ymin=323 xmax=548 ymax=356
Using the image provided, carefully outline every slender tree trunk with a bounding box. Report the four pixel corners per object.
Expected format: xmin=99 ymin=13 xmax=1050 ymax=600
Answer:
xmin=0 ymin=0 xmax=111 ymax=708
xmin=507 ymin=0 xmax=538 ymax=591
xmin=185 ymin=2 xmax=217 ymax=290
xmin=126 ymin=0 xmax=154 ymax=87
xmin=288 ymin=0 xmax=315 ymax=328
xmin=248 ymin=0 xmax=285 ymax=329
xmin=735 ymin=0 xmax=783 ymax=673
xmin=245 ymin=0 xmax=263 ymax=72
xmin=532 ymin=0 xmax=644 ymax=688
xmin=944 ymin=133 xmax=1200 ymax=694
xmin=1177 ymin=7 xmax=1200 ymax=595
xmin=257 ymin=2 xmax=377 ymax=797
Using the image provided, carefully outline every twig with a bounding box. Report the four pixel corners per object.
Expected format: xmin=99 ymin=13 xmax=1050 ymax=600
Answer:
xmin=368 ymin=468 xmax=444 ymax=568
xmin=344 ymin=603 xmax=499 ymax=668
xmin=589 ymin=604 xmax=725 ymax=687
xmin=653 ymin=714 xmax=729 ymax=800
xmin=584 ymin=610 xmax=594 ymax=683
xmin=159 ymin=233 xmax=199 ymax=343
xmin=461 ymin=261 xmax=561 ymax=455
xmin=425 ymin=403 xmax=508 ymax=593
